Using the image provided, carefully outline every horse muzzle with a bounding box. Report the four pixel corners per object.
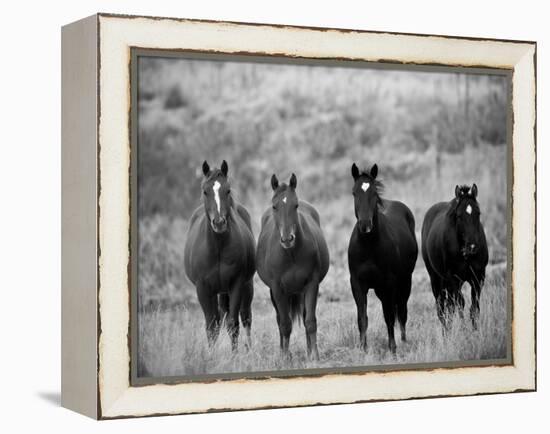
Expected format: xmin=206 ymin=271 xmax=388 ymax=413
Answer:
xmin=280 ymin=233 xmax=295 ymax=249
xmin=358 ymin=219 xmax=373 ymax=234
xmin=211 ymin=217 xmax=228 ymax=233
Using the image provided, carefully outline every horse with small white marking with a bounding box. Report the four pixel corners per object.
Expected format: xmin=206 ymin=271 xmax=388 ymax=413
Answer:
xmin=184 ymin=160 xmax=256 ymax=351
xmin=421 ymin=184 xmax=489 ymax=330
xmin=256 ymin=173 xmax=329 ymax=360
xmin=348 ymin=163 xmax=418 ymax=353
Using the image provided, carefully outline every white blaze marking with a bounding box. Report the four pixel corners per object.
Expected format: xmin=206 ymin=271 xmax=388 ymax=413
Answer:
xmin=282 ymin=196 xmax=287 ymax=204
xmin=361 ymin=182 xmax=370 ymax=192
xmin=213 ymin=181 xmax=221 ymax=213
xmin=466 ymin=204 xmax=472 ymax=214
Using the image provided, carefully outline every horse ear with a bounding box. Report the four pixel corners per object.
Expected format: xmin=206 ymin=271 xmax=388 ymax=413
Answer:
xmin=471 ymin=183 xmax=478 ymax=198
xmin=221 ymin=160 xmax=228 ymax=177
xmin=351 ymin=163 xmax=359 ymax=180
xmin=271 ymin=174 xmax=279 ymax=191
xmin=370 ymin=164 xmax=378 ymax=179
xmin=455 ymin=185 xmax=461 ymax=199
xmin=202 ymin=161 xmax=210 ymax=176
xmin=289 ymin=173 xmax=297 ymax=189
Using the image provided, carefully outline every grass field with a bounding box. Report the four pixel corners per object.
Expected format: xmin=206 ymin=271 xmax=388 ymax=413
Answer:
xmin=138 ymin=264 xmax=507 ymax=377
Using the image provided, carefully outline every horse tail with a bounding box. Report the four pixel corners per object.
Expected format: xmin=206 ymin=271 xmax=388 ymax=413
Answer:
xmin=289 ymin=294 xmax=305 ymax=327
xmin=218 ymin=293 xmax=229 ymax=320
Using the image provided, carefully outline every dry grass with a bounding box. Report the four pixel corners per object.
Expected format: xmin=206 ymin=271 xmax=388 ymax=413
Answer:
xmin=138 ymin=267 xmax=507 ymax=377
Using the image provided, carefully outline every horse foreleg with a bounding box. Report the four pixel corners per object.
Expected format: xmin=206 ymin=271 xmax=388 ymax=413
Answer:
xmin=429 ymin=272 xmax=447 ymax=332
xmin=227 ymin=282 xmax=243 ymax=352
xmin=271 ymin=284 xmax=292 ymax=358
xmin=218 ymin=293 xmax=229 ymax=324
xmin=435 ymin=291 xmax=447 ymax=333
xmin=379 ymin=289 xmax=397 ymax=354
xmin=304 ymin=280 xmax=320 ymax=361
xmin=351 ymin=275 xmax=368 ymax=351
xmin=396 ymin=300 xmax=408 ymax=343
xmin=197 ymin=286 xmax=220 ymax=346
xmin=470 ymin=270 xmax=485 ymax=329
xmin=239 ymin=280 xmax=254 ymax=350
xmin=397 ymin=276 xmax=412 ymax=342
xmin=447 ymin=277 xmax=464 ymax=322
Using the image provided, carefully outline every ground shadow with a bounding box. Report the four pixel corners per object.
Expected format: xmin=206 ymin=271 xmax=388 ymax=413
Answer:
xmin=37 ymin=391 xmax=61 ymax=407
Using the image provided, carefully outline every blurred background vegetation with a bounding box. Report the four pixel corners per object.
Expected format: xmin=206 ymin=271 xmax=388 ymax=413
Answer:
xmin=138 ymin=56 xmax=508 ymax=311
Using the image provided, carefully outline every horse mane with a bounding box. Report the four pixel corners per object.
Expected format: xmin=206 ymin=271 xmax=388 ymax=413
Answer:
xmin=447 ymin=184 xmax=478 ymax=217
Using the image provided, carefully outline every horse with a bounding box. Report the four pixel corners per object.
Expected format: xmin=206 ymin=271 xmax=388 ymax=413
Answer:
xmin=348 ymin=163 xmax=418 ymax=353
xmin=421 ymin=184 xmax=488 ymax=330
xmin=256 ymin=173 xmax=329 ymax=360
xmin=184 ymin=160 xmax=256 ymax=351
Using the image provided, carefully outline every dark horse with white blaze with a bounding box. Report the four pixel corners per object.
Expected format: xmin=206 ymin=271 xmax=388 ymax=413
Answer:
xmin=348 ymin=163 xmax=418 ymax=353
xmin=184 ymin=160 xmax=256 ymax=351
xmin=256 ymin=173 xmax=329 ymax=359
xmin=421 ymin=184 xmax=488 ymax=329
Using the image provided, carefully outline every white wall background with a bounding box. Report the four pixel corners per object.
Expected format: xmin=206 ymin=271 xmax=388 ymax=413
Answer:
xmin=0 ymin=0 xmax=546 ymax=432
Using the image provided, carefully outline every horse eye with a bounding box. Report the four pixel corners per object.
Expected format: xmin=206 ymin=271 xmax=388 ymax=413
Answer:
xmin=295 ymin=204 xmax=299 ymax=209
xmin=227 ymin=189 xmax=231 ymax=195
xmin=203 ymin=191 xmax=207 ymax=196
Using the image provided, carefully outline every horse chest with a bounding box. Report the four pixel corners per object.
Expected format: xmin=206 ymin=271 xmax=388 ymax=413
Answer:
xmin=198 ymin=241 xmax=251 ymax=292
xmin=356 ymin=260 xmax=383 ymax=285
xmin=349 ymin=243 xmax=386 ymax=286
xmin=447 ymin=256 xmax=479 ymax=282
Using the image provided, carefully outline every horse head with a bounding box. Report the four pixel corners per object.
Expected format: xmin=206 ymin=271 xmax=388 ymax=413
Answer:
xmin=271 ymin=173 xmax=299 ymax=249
xmin=201 ymin=160 xmax=233 ymax=234
xmin=449 ymin=184 xmax=482 ymax=258
xmin=351 ymin=163 xmax=383 ymax=235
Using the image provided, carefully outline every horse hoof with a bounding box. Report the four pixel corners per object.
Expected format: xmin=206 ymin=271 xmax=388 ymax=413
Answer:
xmin=308 ymin=350 xmax=320 ymax=362
xmin=280 ymin=350 xmax=292 ymax=362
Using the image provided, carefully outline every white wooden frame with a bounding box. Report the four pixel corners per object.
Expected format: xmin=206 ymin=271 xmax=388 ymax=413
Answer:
xmin=61 ymin=13 xmax=536 ymax=419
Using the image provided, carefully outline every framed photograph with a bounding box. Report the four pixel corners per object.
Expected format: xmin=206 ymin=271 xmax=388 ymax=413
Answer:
xmin=61 ymin=13 xmax=536 ymax=419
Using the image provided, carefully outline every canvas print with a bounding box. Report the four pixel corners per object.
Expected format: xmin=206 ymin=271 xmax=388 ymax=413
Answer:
xmin=135 ymin=55 xmax=509 ymax=380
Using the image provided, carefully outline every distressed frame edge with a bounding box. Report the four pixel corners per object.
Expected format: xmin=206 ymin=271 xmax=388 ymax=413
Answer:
xmin=95 ymin=14 xmax=537 ymax=419
xmin=95 ymin=11 xmax=537 ymax=46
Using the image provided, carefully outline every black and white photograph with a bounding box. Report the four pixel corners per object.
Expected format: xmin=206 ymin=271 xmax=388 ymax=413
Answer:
xmin=1 ymin=0 xmax=545 ymax=428
xmin=135 ymin=55 xmax=510 ymax=379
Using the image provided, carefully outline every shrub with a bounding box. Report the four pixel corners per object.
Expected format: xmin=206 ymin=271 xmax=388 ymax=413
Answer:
xmin=164 ymin=84 xmax=189 ymax=110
